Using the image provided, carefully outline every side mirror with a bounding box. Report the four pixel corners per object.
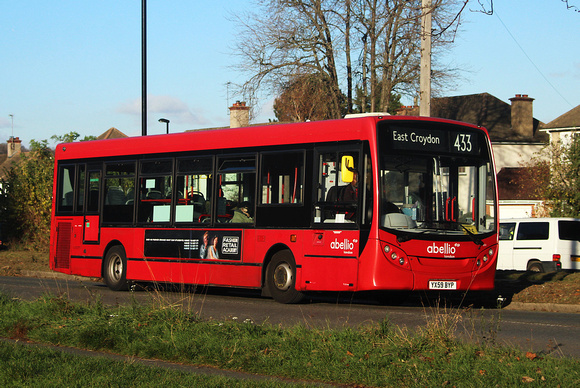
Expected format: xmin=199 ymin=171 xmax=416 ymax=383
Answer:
xmin=341 ymin=155 xmax=354 ymax=183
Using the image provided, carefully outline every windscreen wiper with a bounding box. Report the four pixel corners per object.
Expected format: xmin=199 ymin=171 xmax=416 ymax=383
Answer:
xmin=458 ymin=223 xmax=484 ymax=246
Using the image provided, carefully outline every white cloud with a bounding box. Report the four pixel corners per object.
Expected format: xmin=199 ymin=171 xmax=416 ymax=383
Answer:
xmin=116 ymin=95 xmax=211 ymax=130
xmin=550 ymin=62 xmax=580 ymax=79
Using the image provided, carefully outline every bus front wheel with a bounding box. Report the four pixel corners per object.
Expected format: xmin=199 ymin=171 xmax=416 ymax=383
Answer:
xmin=103 ymin=245 xmax=130 ymax=291
xmin=267 ymin=251 xmax=304 ymax=304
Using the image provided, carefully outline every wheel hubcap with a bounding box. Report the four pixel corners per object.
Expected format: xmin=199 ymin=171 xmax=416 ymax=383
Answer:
xmin=110 ymin=255 xmax=123 ymax=281
xmin=273 ymin=263 xmax=292 ymax=291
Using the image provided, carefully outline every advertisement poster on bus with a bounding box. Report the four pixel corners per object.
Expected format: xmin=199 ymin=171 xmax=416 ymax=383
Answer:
xmin=144 ymin=229 xmax=242 ymax=261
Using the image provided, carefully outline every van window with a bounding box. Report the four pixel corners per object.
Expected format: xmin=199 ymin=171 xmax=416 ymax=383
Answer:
xmin=499 ymin=223 xmax=515 ymax=240
xmin=559 ymin=221 xmax=580 ymax=241
xmin=517 ymin=222 xmax=549 ymax=240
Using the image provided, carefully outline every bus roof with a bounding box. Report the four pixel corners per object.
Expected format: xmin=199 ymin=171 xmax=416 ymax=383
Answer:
xmin=54 ymin=116 xmax=485 ymax=161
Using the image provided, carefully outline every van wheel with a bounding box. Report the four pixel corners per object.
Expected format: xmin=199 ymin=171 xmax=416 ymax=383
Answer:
xmin=266 ymin=251 xmax=304 ymax=304
xmin=103 ymin=246 xmax=130 ymax=291
xmin=527 ymin=262 xmax=544 ymax=273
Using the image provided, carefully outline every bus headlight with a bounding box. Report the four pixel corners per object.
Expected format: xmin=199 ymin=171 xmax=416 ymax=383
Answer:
xmin=473 ymin=244 xmax=497 ymax=272
xmin=381 ymin=243 xmax=410 ymax=269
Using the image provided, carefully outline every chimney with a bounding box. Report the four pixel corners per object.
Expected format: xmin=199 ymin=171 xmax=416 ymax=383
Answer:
xmin=229 ymin=101 xmax=250 ymax=128
xmin=7 ymin=136 xmax=22 ymax=158
xmin=395 ymin=105 xmax=419 ymax=116
xmin=509 ymin=94 xmax=534 ymax=138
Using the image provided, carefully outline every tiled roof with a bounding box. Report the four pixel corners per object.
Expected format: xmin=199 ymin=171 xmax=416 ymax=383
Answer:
xmin=430 ymin=93 xmax=547 ymax=143
xmin=97 ymin=127 xmax=128 ymax=140
xmin=542 ymin=104 xmax=580 ymax=130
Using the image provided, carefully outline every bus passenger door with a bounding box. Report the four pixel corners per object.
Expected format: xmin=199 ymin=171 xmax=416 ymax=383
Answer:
xmin=83 ymin=215 xmax=100 ymax=242
xmin=303 ymin=149 xmax=362 ymax=291
xmin=303 ymin=229 xmax=359 ymax=291
xmin=83 ymin=168 xmax=102 ymax=243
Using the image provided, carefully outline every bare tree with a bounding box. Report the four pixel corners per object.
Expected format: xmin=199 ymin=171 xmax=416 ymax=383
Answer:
xmin=356 ymin=1 xmax=470 ymax=112
xmin=273 ymin=73 xmax=339 ymax=121
xmin=232 ymin=0 xmax=464 ymax=120
xmin=231 ymin=0 xmax=344 ymax=119
xmin=352 ymin=0 xmax=420 ymax=112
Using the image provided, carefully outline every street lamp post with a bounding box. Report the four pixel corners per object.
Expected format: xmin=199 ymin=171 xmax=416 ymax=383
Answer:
xmin=158 ymin=118 xmax=170 ymax=134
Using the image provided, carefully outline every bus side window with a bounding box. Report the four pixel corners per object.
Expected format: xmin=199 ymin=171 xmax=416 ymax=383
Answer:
xmin=176 ymin=157 xmax=213 ymax=224
xmin=76 ymin=164 xmax=85 ymax=213
xmin=138 ymin=159 xmax=172 ymax=224
xmin=314 ymin=151 xmax=359 ymax=223
xmin=57 ymin=165 xmax=76 ymax=213
xmin=217 ymin=156 xmax=256 ymax=224
xmin=260 ymin=152 xmax=304 ymax=205
xmin=86 ymin=168 xmax=101 ymax=213
xmin=103 ymin=161 xmax=136 ymax=224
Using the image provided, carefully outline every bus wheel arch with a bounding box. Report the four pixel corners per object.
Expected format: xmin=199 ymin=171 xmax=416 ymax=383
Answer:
xmin=261 ymin=244 xmax=289 ymax=290
xmin=263 ymin=246 xmax=304 ymax=304
xmin=102 ymin=242 xmax=130 ymax=291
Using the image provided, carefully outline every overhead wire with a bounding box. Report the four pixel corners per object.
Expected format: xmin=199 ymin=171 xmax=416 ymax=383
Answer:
xmin=493 ymin=9 xmax=573 ymax=109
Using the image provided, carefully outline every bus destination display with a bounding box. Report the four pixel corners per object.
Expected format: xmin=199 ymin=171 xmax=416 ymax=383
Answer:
xmin=389 ymin=127 xmax=479 ymax=155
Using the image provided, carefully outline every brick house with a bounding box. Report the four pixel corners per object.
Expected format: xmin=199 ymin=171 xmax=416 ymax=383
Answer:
xmin=540 ymin=104 xmax=580 ymax=145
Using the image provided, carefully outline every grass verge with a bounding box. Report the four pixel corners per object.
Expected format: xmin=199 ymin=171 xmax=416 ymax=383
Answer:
xmin=0 ymin=340 xmax=306 ymax=387
xmin=0 ymin=248 xmax=48 ymax=276
xmin=1 ymin=292 xmax=579 ymax=387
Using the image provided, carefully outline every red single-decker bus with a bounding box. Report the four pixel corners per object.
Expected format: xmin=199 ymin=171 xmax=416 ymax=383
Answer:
xmin=50 ymin=115 xmax=499 ymax=303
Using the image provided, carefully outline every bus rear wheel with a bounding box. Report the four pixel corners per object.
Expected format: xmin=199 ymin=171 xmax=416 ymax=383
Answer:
xmin=103 ymin=245 xmax=129 ymax=291
xmin=267 ymin=251 xmax=304 ymax=304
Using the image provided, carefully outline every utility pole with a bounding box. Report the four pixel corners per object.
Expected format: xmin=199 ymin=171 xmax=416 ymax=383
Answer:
xmin=142 ymin=0 xmax=147 ymax=136
xmin=420 ymin=0 xmax=432 ymax=117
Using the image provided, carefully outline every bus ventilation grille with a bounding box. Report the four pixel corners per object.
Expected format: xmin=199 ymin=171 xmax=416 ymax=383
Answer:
xmin=55 ymin=222 xmax=72 ymax=269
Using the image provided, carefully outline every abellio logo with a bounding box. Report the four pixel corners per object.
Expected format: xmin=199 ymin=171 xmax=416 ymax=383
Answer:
xmin=331 ymin=238 xmax=355 ymax=251
xmin=427 ymin=242 xmax=456 ymax=255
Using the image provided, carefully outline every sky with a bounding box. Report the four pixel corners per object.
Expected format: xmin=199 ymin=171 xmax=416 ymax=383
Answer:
xmin=1 ymin=1 xmax=579 ymax=148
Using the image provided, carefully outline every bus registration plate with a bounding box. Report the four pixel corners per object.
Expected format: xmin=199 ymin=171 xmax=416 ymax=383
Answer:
xmin=429 ymin=280 xmax=457 ymax=290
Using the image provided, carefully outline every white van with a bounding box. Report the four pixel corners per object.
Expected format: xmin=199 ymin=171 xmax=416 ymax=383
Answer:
xmin=498 ymin=218 xmax=580 ymax=272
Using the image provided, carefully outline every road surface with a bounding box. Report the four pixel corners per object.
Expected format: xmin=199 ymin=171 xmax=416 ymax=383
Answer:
xmin=1 ymin=275 xmax=578 ymax=358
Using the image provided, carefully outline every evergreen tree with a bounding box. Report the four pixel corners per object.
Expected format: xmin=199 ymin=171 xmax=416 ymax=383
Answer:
xmin=0 ymin=140 xmax=54 ymax=249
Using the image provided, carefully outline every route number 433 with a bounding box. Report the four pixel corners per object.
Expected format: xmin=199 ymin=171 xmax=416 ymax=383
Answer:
xmin=454 ymin=133 xmax=472 ymax=152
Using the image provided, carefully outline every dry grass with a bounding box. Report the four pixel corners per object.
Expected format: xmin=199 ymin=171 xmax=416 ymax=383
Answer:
xmin=0 ymin=248 xmax=49 ymax=276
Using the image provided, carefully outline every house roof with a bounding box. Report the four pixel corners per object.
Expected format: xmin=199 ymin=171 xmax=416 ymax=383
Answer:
xmin=97 ymin=127 xmax=128 ymax=140
xmin=542 ymin=104 xmax=580 ymax=130
xmin=430 ymin=93 xmax=547 ymax=143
